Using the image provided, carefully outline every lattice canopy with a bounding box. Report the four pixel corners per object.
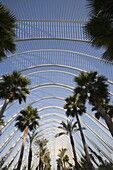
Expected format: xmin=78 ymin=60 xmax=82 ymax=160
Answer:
xmin=0 ymin=1 xmax=113 ymax=170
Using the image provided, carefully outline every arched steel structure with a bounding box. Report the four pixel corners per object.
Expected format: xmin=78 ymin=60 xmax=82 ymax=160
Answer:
xmin=0 ymin=0 xmax=113 ymax=170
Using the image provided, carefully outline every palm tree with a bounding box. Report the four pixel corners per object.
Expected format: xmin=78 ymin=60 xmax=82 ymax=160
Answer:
xmin=88 ymin=146 xmax=104 ymax=166
xmin=15 ymin=105 xmax=40 ymax=170
xmin=0 ymin=71 xmax=30 ymax=120
xmin=43 ymin=151 xmax=51 ymax=170
xmin=56 ymin=148 xmax=71 ymax=170
xmin=64 ymin=95 xmax=94 ymax=170
xmin=0 ymin=116 xmax=4 ymax=126
xmin=56 ymin=158 xmax=62 ymax=170
xmin=35 ymin=138 xmax=48 ymax=170
xmin=74 ymin=71 xmax=113 ymax=137
xmin=92 ymin=101 xmax=113 ymax=120
xmin=99 ymin=162 xmax=113 ymax=170
xmin=55 ymin=120 xmax=80 ymax=170
xmin=79 ymin=155 xmax=90 ymax=170
xmin=1 ymin=166 xmax=8 ymax=170
xmin=28 ymin=131 xmax=38 ymax=170
xmin=84 ymin=0 xmax=113 ymax=61
xmin=0 ymin=2 xmax=16 ymax=61
xmin=62 ymin=154 xmax=73 ymax=170
xmin=57 ymin=148 xmax=67 ymax=170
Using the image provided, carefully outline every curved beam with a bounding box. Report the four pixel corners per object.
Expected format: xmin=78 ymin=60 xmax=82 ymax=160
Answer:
xmin=17 ymin=19 xmax=88 ymax=22
xmin=18 ymin=64 xmax=87 ymax=73
xmin=26 ymin=70 xmax=113 ymax=93
xmin=40 ymin=112 xmax=67 ymax=121
xmin=30 ymin=96 xmax=65 ymax=105
xmin=81 ymin=120 xmax=113 ymax=152
xmin=30 ymin=83 xmax=74 ymax=91
xmin=36 ymin=129 xmax=75 ymax=154
xmin=1 ymin=134 xmax=23 ymax=165
xmin=0 ymin=128 xmax=18 ymax=151
xmin=1 ymin=113 xmax=111 ymax=167
xmin=0 ymin=96 xmax=67 ymax=133
xmin=85 ymin=134 xmax=113 ymax=163
xmin=6 ymin=49 xmax=108 ymax=64
xmin=2 ymin=148 xmax=20 ymax=169
xmin=26 ymin=69 xmax=77 ymax=77
xmin=15 ymin=37 xmax=89 ymax=43
xmin=38 ymin=105 xmax=109 ymax=133
xmin=0 ymin=64 xmax=113 ymax=87
xmin=37 ymin=106 xmax=113 ymax=151
xmin=18 ymin=64 xmax=113 ymax=85
xmin=37 ymin=109 xmax=113 ymax=153
xmin=30 ymin=95 xmax=110 ymax=134
xmin=1 ymin=94 xmax=110 ymax=140
xmin=36 ymin=130 xmax=73 ymax=155
xmin=1 ymin=105 xmax=111 ymax=158
xmin=38 ymin=109 xmax=110 ymax=140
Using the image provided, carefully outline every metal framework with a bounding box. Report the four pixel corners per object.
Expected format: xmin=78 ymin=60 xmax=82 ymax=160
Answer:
xmin=0 ymin=0 xmax=113 ymax=170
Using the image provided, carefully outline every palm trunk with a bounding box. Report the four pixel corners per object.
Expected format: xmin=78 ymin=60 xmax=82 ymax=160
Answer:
xmin=69 ymin=133 xmax=79 ymax=170
xmin=97 ymin=104 xmax=113 ymax=137
xmin=35 ymin=165 xmax=39 ymax=170
xmin=28 ymin=143 xmax=32 ymax=170
xmin=0 ymin=98 xmax=10 ymax=119
xmin=63 ymin=161 xmax=66 ymax=170
xmin=61 ymin=159 xmax=63 ymax=170
xmin=39 ymin=157 xmax=41 ymax=170
xmin=17 ymin=126 xmax=28 ymax=170
xmin=39 ymin=156 xmax=43 ymax=170
xmin=75 ymin=112 xmax=94 ymax=170
xmin=90 ymin=154 xmax=99 ymax=167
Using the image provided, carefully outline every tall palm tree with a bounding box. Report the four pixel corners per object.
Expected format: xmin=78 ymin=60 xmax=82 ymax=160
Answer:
xmin=88 ymin=146 xmax=104 ymax=166
xmin=56 ymin=148 xmax=71 ymax=170
xmin=92 ymin=102 xmax=113 ymax=120
xmin=1 ymin=166 xmax=8 ymax=170
xmin=55 ymin=120 xmax=80 ymax=170
xmin=0 ymin=71 xmax=30 ymax=120
xmin=62 ymin=154 xmax=73 ymax=170
xmin=0 ymin=116 xmax=4 ymax=126
xmin=64 ymin=95 xmax=94 ymax=170
xmin=57 ymin=148 xmax=67 ymax=170
xmin=87 ymin=0 xmax=113 ymax=17
xmin=79 ymin=155 xmax=90 ymax=170
xmin=43 ymin=151 xmax=51 ymax=170
xmin=35 ymin=138 xmax=48 ymax=170
xmin=74 ymin=71 xmax=113 ymax=137
xmin=98 ymin=162 xmax=113 ymax=170
xmin=0 ymin=2 xmax=16 ymax=61
xmin=15 ymin=105 xmax=40 ymax=170
xmin=56 ymin=158 xmax=62 ymax=170
xmin=84 ymin=0 xmax=113 ymax=61
xmin=28 ymin=131 xmax=38 ymax=170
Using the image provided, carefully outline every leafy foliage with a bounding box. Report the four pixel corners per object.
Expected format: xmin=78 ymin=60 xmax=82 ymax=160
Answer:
xmin=64 ymin=95 xmax=86 ymax=117
xmin=0 ymin=71 xmax=30 ymax=103
xmin=74 ymin=71 xmax=109 ymax=107
xmin=0 ymin=2 xmax=16 ymax=61
xmin=98 ymin=162 xmax=113 ymax=170
xmin=35 ymin=138 xmax=51 ymax=170
xmin=74 ymin=71 xmax=113 ymax=137
xmin=56 ymin=148 xmax=73 ymax=170
xmin=55 ymin=120 xmax=79 ymax=138
xmin=15 ymin=106 xmax=40 ymax=170
xmin=0 ymin=116 xmax=4 ymax=126
xmin=85 ymin=0 xmax=113 ymax=61
xmin=15 ymin=105 xmax=40 ymax=132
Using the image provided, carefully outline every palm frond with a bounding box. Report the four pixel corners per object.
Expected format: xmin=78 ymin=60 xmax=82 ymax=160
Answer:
xmin=55 ymin=132 xmax=66 ymax=138
xmin=15 ymin=105 xmax=40 ymax=132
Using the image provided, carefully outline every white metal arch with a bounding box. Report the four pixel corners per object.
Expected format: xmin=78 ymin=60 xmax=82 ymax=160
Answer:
xmin=6 ymin=49 xmax=111 ymax=64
